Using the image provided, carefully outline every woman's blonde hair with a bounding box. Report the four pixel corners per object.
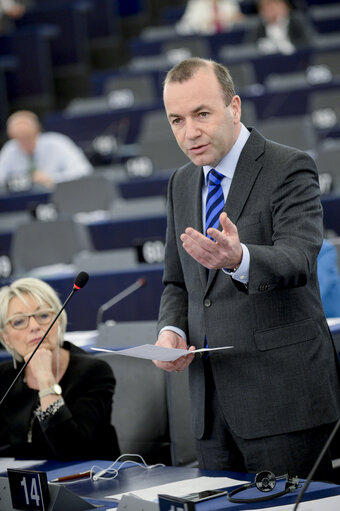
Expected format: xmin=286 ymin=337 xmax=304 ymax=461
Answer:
xmin=0 ymin=278 xmax=67 ymax=362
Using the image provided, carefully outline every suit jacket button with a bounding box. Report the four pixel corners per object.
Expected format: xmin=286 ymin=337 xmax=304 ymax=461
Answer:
xmin=204 ymin=298 xmax=212 ymax=307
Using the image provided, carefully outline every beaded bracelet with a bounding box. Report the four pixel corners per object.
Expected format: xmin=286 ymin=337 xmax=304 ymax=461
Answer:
xmin=35 ymin=397 xmax=65 ymax=422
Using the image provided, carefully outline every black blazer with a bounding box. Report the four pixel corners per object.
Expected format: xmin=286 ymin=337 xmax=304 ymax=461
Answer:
xmin=0 ymin=341 xmax=120 ymax=460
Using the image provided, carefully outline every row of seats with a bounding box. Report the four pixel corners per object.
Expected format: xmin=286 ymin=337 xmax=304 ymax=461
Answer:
xmin=43 ymin=90 xmax=340 ymax=193
xmin=1 ymin=0 xmax=340 ymax=125
xmin=94 ymin=321 xmax=196 ymax=466
xmin=1 ymin=3 xmax=339 ymax=283
xmin=0 ymin=175 xmax=339 ymax=280
xmin=0 ymin=0 xmax=167 ymax=132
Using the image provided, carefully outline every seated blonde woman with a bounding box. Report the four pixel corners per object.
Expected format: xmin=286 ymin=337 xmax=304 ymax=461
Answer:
xmin=0 ymin=277 xmax=120 ymax=460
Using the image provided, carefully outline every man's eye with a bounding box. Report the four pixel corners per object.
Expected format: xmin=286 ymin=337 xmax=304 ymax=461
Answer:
xmin=199 ymin=112 xmax=209 ymax=118
xmin=172 ymin=118 xmax=182 ymax=125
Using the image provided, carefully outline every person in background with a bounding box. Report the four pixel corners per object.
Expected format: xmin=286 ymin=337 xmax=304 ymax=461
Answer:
xmin=247 ymin=0 xmax=315 ymax=54
xmin=0 ymin=277 xmax=120 ymax=460
xmin=317 ymin=238 xmax=340 ymax=318
xmin=0 ymin=110 xmax=93 ymax=190
xmin=176 ymin=0 xmax=245 ymax=35
xmin=0 ymin=0 xmax=25 ymax=33
xmin=153 ymin=57 xmax=340 ymax=482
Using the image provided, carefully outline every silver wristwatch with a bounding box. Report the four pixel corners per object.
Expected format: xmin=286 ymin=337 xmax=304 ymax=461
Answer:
xmin=38 ymin=384 xmax=62 ymax=399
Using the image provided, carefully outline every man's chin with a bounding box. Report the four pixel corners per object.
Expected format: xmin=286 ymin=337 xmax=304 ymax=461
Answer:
xmin=190 ymin=156 xmax=216 ymax=167
xmin=187 ymin=151 xmax=212 ymax=167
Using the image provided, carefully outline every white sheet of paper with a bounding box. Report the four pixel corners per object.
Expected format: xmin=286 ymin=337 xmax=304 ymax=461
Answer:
xmin=242 ymin=494 xmax=340 ymax=511
xmin=106 ymin=475 xmax=247 ymax=501
xmin=91 ymin=344 xmax=233 ymax=361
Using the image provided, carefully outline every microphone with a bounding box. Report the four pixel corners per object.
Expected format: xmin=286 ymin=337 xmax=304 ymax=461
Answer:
xmin=0 ymin=271 xmax=89 ymax=408
xmin=96 ymin=277 xmax=147 ymax=328
xmin=293 ymin=417 xmax=340 ymax=510
xmin=73 ymin=271 xmax=89 ymax=290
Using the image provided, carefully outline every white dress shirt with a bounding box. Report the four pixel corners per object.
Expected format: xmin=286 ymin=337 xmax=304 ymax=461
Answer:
xmin=203 ymin=122 xmax=250 ymax=284
xmin=0 ymin=132 xmax=93 ymax=188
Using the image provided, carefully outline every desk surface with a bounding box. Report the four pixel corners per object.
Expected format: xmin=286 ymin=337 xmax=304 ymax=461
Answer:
xmin=0 ymin=459 xmax=339 ymax=510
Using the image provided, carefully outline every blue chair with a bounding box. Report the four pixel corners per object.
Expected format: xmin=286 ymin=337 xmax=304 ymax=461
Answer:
xmin=0 ymin=56 xmax=16 ymax=132
xmin=0 ymin=28 xmax=55 ymax=111
xmin=15 ymin=1 xmax=92 ymax=72
xmin=317 ymin=238 xmax=340 ymax=318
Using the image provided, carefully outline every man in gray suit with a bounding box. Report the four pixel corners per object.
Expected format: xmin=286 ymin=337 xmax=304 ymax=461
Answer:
xmin=153 ymin=57 xmax=340 ymax=481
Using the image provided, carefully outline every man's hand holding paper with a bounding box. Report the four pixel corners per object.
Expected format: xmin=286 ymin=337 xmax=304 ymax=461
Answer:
xmin=153 ymin=330 xmax=196 ymax=372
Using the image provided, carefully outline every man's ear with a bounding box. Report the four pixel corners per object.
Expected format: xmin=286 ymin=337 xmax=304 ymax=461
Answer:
xmin=231 ymin=95 xmax=242 ymax=123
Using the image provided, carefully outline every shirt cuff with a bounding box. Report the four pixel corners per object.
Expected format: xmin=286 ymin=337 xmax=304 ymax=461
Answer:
xmin=159 ymin=326 xmax=187 ymax=342
xmin=222 ymin=243 xmax=249 ymax=284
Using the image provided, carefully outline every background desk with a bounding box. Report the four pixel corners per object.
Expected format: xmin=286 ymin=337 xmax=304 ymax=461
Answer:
xmin=46 ymin=265 xmax=164 ymax=331
xmin=0 ymin=459 xmax=339 ymax=510
xmin=0 ymin=191 xmax=339 ymax=258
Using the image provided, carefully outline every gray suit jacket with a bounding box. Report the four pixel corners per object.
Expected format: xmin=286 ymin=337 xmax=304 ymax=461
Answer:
xmin=158 ymin=128 xmax=340 ymax=440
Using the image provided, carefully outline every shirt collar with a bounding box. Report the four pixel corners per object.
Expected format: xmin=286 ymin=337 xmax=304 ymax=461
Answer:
xmin=203 ymin=123 xmax=250 ymax=184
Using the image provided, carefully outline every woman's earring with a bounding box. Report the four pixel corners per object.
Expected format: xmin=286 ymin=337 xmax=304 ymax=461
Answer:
xmin=11 ymin=349 xmax=17 ymax=370
xmin=7 ymin=344 xmax=17 ymax=370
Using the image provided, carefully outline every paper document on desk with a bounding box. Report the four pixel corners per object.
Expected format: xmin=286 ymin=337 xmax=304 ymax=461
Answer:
xmin=107 ymin=475 xmax=246 ymax=501
xmin=241 ymin=494 xmax=340 ymax=510
xmin=91 ymin=344 xmax=233 ymax=361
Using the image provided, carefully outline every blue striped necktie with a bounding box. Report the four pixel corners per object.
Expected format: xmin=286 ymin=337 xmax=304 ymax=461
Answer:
xmin=204 ymin=169 xmax=224 ymax=351
xmin=206 ymin=169 xmax=225 ymax=239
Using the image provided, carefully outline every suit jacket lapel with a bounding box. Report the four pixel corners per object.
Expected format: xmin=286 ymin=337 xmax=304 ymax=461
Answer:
xmin=225 ymin=129 xmax=264 ymax=225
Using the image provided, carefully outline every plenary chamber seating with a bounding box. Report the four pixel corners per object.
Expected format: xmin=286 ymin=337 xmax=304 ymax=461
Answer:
xmin=315 ymin=139 xmax=340 ymax=195
xmin=129 ymin=109 xmax=188 ymax=175
xmin=10 ymin=218 xmax=93 ymax=276
xmin=257 ymin=114 xmax=318 ymax=153
xmin=51 ymin=175 xmax=116 ymax=216
xmin=95 ymin=321 xmax=197 ymax=467
xmin=95 ymin=351 xmax=197 ymax=467
xmin=0 ymin=28 xmax=55 ymax=114
xmin=15 ymin=0 xmax=92 ymax=81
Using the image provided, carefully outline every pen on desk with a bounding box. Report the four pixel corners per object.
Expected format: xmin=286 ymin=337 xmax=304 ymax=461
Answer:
xmin=51 ymin=470 xmax=91 ymax=482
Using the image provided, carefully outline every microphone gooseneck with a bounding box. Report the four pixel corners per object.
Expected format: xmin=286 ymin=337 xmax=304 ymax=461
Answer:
xmin=0 ymin=272 xmax=89 ymax=407
xmin=96 ymin=277 xmax=147 ymax=328
xmin=293 ymin=417 xmax=340 ymax=510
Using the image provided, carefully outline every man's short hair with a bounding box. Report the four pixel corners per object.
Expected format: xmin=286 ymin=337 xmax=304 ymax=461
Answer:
xmin=163 ymin=57 xmax=235 ymax=105
xmin=6 ymin=110 xmax=41 ymax=134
